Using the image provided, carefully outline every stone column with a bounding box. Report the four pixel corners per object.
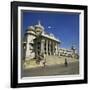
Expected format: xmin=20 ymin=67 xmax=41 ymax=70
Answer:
xmin=51 ymin=41 xmax=54 ymax=55
xmin=46 ymin=40 xmax=48 ymax=56
xmin=55 ymin=43 xmax=57 ymax=55
xmin=55 ymin=43 xmax=59 ymax=55
xmin=57 ymin=44 xmax=59 ymax=56
xmin=35 ymin=39 xmax=37 ymax=58
xmin=25 ymin=35 xmax=31 ymax=61
xmin=52 ymin=42 xmax=55 ymax=55
xmin=36 ymin=38 xmax=39 ymax=57
xmin=49 ymin=41 xmax=51 ymax=55
xmin=41 ymin=39 xmax=45 ymax=54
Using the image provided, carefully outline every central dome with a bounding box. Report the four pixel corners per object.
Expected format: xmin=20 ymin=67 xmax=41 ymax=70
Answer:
xmin=35 ymin=21 xmax=44 ymax=36
xmin=35 ymin=21 xmax=44 ymax=30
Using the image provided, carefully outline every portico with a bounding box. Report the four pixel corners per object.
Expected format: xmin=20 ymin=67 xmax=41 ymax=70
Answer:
xmin=34 ymin=36 xmax=60 ymax=57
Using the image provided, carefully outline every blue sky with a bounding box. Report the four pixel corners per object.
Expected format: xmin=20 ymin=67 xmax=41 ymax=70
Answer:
xmin=22 ymin=10 xmax=79 ymax=52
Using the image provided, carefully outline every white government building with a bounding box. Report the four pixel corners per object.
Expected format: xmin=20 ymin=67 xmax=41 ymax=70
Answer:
xmin=22 ymin=21 xmax=76 ymax=61
xmin=22 ymin=21 xmax=60 ymax=61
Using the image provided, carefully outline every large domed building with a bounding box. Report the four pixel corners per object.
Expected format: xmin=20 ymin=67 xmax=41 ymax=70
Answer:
xmin=22 ymin=21 xmax=60 ymax=61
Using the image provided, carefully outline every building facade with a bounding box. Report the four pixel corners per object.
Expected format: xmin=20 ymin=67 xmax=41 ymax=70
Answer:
xmin=22 ymin=21 xmax=60 ymax=61
xmin=22 ymin=21 xmax=78 ymax=61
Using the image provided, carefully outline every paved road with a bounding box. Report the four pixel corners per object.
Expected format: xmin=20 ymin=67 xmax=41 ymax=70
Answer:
xmin=21 ymin=61 xmax=79 ymax=77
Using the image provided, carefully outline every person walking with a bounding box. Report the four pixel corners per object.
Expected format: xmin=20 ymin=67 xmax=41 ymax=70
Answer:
xmin=65 ymin=58 xmax=68 ymax=67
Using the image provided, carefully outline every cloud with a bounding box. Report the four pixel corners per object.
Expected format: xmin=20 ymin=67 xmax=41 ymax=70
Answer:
xmin=48 ymin=26 xmax=51 ymax=29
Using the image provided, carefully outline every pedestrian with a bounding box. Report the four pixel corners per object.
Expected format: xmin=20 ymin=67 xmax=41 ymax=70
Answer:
xmin=40 ymin=53 xmax=46 ymax=68
xmin=65 ymin=58 xmax=68 ymax=67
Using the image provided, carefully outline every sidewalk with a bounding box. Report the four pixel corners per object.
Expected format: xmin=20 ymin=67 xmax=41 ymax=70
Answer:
xmin=23 ymin=56 xmax=79 ymax=69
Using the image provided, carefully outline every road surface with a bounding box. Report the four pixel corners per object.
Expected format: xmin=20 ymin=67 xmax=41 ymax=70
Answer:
xmin=21 ymin=61 xmax=79 ymax=77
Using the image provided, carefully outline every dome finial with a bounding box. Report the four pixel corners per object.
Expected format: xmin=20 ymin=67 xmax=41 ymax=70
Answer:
xmin=38 ymin=20 xmax=41 ymax=25
xmin=35 ymin=20 xmax=44 ymax=30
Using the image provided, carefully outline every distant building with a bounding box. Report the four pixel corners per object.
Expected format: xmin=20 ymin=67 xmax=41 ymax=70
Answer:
xmin=58 ymin=45 xmax=78 ymax=58
xmin=58 ymin=48 xmax=73 ymax=57
xmin=58 ymin=48 xmax=75 ymax=57
xmin=22 ymin=21 xmax=60 ymax=61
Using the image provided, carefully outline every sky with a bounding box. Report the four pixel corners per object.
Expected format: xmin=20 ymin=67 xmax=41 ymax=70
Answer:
xmin=22 ymin=10 xmax=79 ymax=52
